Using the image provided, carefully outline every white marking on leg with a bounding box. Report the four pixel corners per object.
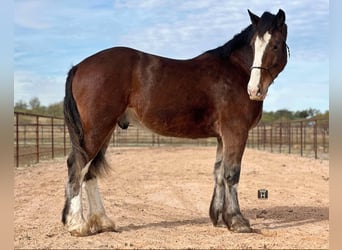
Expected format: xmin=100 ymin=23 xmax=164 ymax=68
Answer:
xmin=66 ymin=160 xmax=92 ymax=229
xmin=70 ymin=194 xmax=82 ymax=215
xmin=248 ymin=32 xmax=272 ymax=96
xmin=83 ymin=178 xmax=116 ymax=233
xmin=83 ymin=178 xmax=106 ymax=217
xmin=67 ymin=193 xmax=86 ymax=231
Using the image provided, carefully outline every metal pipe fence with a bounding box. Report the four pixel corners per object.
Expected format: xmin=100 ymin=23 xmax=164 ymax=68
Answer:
xmin=247 ymin=118 xmax=329 ymax=159
xmin=14 ymin=112 xmax=70 ymax=167
xmin=14 ymin=112 xmax=329 ymax=167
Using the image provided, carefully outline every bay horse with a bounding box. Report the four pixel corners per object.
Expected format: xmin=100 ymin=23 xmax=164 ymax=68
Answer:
xmin=62 ymin=9 xmax=288 ymax=236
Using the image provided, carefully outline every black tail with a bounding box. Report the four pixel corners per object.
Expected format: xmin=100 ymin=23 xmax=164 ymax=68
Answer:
xmin=64 ymin=65 xmax=110 ymax=178
xmin=63 ymin=65 xmax=88 ymax=162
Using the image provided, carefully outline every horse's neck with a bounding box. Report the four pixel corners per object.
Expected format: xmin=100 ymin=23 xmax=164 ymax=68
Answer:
xmin=229 ymin=46 xmax=253 ymax=76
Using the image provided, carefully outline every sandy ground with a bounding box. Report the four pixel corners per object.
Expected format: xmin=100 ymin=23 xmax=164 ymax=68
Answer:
xmin=14 ymin=147 xmax=329 ymax=249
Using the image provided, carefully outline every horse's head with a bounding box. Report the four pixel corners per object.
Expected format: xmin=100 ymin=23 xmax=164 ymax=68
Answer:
xmin=247 ymin=9 xmax=288 ymax=101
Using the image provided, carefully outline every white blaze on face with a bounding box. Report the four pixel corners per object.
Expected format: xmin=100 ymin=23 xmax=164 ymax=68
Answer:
xmin=248 ymin=31 xmax=272 ymax=97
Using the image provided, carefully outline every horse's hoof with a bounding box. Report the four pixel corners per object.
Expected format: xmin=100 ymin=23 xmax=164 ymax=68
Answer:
xmin=213 ymin=215 xmax=227 ymax=228
xmin=87 ymin=214 xmax=117 ymax=234
xmin=231 ymin=223 xmax=253 ymax=233
xmin=229 ymin=214 xmax=252 ymax=233
xmin=68 ymin=223 xmax=91 ymax=237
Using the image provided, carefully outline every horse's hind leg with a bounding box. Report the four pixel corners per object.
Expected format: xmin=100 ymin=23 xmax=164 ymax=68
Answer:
xmin=62 ymin=142 xmax=116 ymax=236
xmin=82 ymin=144 xmax=116 ymax=234
xmin=62 ymin=150 xmax=91 ymax=236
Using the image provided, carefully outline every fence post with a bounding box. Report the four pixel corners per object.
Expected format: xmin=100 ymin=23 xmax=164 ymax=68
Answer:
xmin=51 ymin=117 xmax=54 ymax=159
xmin=263 ymin=125 xmax=266 ymax=150
xmin=16 ymin=113 xmax=19 ymax=167
xmin=279 ymin=122 xmax=282 ymax=153
xmin=322 ymin=126 xmax=326 ymax=153
xmin=270 ymin=124 xmax=273 ymax=153
xmin=300 ymin=121 xmax=303 ymax=157
xmin=23 ymin=125 xmax=27 ymax=146
xmin=288 ymin=122 xmax=291 ymax=154
xmin=136 ymin=126 xmax=139 ymax=144
xmin=313 ymin=120 xmax=318 ymax=159
xmin=36 ymin=115 xmax=39 ymax=164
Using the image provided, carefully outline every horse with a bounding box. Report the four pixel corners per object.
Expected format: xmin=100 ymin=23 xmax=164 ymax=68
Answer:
xmin=62 ymin=9 xmax=288 ymax=236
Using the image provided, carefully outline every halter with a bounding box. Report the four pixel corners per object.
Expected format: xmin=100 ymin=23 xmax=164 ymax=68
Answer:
xmin=250 ymin=66 xmax=275 ymax=83
xmin=250 ymin=42 xmax=290 ymax=84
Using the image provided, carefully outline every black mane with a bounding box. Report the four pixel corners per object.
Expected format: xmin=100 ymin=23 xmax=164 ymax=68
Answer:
xmin=205 ymin=25 xmax=255 ymax=59
xmin=206 ymin=11 xmax=279 ymax=59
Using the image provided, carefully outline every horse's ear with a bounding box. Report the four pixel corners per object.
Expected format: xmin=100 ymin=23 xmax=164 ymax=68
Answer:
xmin=275 ymin=9 xmax=286 ymax=28
xmin=248 ymin=9 xmax=260 ymax=26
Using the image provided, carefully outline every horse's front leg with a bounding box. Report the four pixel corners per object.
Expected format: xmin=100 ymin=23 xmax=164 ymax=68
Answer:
xmin=220 ymin=128 xmax=252 ymax=233
xmin=209 ymin=137 xmax=225 ymax=226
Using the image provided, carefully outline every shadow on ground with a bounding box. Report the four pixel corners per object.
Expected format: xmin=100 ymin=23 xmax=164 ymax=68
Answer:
xmin=117 ymin=205 xmax=328 ymax=232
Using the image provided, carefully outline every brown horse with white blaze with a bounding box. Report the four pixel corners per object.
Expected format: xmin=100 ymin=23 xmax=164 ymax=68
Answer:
xmin=62 ymin=9 xmax=288 ymax=236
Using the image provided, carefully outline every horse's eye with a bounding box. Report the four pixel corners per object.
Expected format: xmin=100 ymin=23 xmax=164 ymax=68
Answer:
xmin=273 ymin=45 xmax=278 ymax=50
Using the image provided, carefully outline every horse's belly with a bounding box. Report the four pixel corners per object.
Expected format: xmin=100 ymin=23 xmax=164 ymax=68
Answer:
xmin=146 ymin=118 xmax=219 ymax=139
xmin=123 ymin=107 xmax=219 ymax=139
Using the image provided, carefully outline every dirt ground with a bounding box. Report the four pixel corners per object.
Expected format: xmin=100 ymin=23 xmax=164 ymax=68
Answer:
xmin=14 ymin=147 xmax=329 ymax=249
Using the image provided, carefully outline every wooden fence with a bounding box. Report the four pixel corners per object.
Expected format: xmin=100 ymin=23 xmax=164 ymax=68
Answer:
xmin=14 ymin=112 xmax=329 ymax=167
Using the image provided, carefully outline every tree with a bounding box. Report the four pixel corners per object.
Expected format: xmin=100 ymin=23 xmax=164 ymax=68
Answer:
xmin=46 ymin=101 xmax=64 ymax=117
xmin=29 ymin=97 xmax=41 ymax=110
xmin=274 ymin=109 xmax=294 ymax=120
xmin=260 ymin=108 xmax=328 ymax=124
xmin=306 ymin=108 xmax=320 ymax=118
xmin=28 ymin=97 xmax=48 ymax=114
xmin=294 ymin=110 xmax=309 ymax=119
xmin=14 ymin=100 xmax=28 ymax=112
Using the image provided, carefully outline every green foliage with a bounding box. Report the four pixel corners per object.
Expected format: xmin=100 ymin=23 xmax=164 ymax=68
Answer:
xmin=14 ymin=97 xmax=64 ymax=117
xmin=260 ymin=108 xmax=329 ymax=124
xmin=14 ymin=99 xmax=28 ymax=112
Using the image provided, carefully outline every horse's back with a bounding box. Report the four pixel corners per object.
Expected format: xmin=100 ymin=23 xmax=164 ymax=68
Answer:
xmin=74 ymin=46 xmax=140 ymax=85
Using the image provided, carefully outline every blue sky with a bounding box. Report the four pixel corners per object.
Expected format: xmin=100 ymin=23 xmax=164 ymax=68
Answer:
xmin=14 ymin=0 xmax=329 ymax=112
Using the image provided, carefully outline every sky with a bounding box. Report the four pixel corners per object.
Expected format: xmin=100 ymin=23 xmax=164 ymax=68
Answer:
xmin=14 ymin=0 xmax=329 ymax=112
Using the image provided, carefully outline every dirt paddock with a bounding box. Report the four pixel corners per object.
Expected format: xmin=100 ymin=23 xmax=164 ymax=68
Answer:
xmin=14 ymin=147 xmax=329 ymax=249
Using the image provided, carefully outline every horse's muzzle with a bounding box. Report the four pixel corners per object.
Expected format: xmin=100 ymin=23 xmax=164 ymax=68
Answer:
xmin=247 ymin=86 xmax=266 ymax=101
xmin=249 ymin=95 xmax=265 ymax=101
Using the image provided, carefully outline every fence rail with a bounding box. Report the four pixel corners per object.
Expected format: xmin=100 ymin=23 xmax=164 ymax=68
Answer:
xmin=14 ymin=112 xmax=329 ymax=167
xmin=247 ymin=119 xmax=329 ymax=159
xmin=14 ymin=112 xmax=71 ymax=167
